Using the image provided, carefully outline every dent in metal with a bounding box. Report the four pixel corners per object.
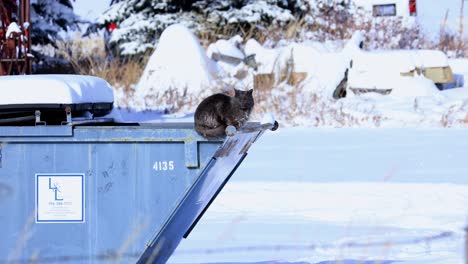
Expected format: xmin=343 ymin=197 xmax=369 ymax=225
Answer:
xmin=0 ymin=183 xmax=13 ymax=202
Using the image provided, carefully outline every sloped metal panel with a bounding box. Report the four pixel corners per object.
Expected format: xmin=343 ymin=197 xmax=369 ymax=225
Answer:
xmin=137 ymin=124 xmax=272 ymax=264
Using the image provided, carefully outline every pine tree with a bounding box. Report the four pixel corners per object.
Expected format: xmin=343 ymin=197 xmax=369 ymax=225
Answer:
xmin=31 ymin=0 xmax=82 ymax=47
xmin=97 ymin=0 xmax=311 ymax=56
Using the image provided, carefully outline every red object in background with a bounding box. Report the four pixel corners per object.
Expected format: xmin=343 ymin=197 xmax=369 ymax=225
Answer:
xmin=409 ymin=0 xmax=417 ymax=16
xmin=107 ymin=22 xmax=117 ymax=32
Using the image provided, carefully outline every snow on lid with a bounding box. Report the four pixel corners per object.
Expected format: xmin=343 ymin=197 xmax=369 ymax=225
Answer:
xmin=413 ymin=50 xmax=449 ymax=68
xmin=136 ymin=24 xmax=218 ymax=97
xmin=0 ymin=74 xmax=114 ymax=105
xmin=352 ymin=50 xmax=416 ymax=73
xmin=6 ymin=22 xmax=21 ymax=38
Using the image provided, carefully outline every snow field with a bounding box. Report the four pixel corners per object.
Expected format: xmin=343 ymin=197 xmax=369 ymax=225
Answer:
xmin=170 ymin=128 xmax=468 ymax=264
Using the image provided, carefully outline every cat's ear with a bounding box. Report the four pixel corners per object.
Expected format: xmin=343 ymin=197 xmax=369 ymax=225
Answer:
xmin=247 ymin=89 xmax=254 ymax=95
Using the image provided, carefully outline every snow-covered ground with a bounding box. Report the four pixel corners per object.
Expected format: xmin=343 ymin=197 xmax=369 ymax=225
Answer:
xmin=168 ymin=128 xmax=468 ymax=264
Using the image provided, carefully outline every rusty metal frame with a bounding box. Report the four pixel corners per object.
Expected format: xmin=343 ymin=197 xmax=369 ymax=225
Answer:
xmin=0 ymin=0 xmax=31 ymax=75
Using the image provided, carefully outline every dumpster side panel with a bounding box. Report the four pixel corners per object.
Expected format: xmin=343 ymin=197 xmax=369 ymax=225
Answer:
xmin=0 ymin=126 xmax=222 ymax=264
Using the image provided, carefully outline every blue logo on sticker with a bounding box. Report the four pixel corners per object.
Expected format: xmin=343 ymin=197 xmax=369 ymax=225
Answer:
xmin=48 ymin=178 xmax=64 ymax=201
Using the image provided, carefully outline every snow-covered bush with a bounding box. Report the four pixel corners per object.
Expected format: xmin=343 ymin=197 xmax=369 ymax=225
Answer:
xmin=134 ymin=24 xmax=220 ymax=112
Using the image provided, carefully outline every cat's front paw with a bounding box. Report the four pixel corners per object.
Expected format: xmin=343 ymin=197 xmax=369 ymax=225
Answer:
xmin=225 ymin=125 xmax=236 ymax=136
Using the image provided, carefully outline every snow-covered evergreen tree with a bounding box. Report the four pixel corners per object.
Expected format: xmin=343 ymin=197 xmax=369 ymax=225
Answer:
xmin=97 ymin=0 xmax=420 ymax=56
xmin=31 ymin=0 xmax=82 ymax=47
xmin=97 ymin=0 xmax=311 ymax=56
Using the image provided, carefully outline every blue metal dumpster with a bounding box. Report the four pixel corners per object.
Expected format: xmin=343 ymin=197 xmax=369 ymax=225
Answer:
xmin=0 ymin=122 xmax=276 ymax=263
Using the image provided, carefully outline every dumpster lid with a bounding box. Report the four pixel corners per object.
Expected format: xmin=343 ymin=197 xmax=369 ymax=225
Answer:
xmin=0 ymin=75 xmax=114 ymax=125
xmin=0 ymin=74 xmax=114 ymax=105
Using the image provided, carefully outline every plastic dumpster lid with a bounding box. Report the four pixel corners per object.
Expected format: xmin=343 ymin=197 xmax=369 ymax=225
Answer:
xmin=0 ymin=75 xmax=114 ymax=125
xmin=137 ymin=121 xmax=278 ymax=263
xmin=0 ymin=74 xmax=114 ymax=105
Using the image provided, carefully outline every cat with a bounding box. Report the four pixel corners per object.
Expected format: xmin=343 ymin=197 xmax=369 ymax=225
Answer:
xmin=194 ymin=89 xmax=254 ymax=137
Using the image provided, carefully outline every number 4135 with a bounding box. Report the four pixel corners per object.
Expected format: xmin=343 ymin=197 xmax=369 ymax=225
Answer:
xmin=153 ymin=161 xmax=175 ymax=171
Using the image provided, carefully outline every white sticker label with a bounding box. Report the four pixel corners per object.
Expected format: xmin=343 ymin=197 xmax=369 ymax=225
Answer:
xmin=36 ymin=173 xmax=85 ymax=223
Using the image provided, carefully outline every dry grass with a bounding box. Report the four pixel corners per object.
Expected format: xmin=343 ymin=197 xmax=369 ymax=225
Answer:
xmin=57 ymin=34 xmax=146 ymax=96
xmin=197 ymin=18 xmax=310 ymax=49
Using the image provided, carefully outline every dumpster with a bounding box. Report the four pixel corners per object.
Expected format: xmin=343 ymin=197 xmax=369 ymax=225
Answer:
xmin=0 ymin=75 xmax=278 ymax=263
xmin=0 ymin=122 xmax=277 ymax=263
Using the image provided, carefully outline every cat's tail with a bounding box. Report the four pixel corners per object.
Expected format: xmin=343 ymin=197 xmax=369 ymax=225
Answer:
xmin=194 ymin=124 xmax=227 ymax=138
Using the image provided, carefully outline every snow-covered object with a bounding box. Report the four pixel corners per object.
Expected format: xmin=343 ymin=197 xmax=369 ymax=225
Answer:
xmin=413 ymin=50 xmax=450 ymax=68
xmin=206 ymin=35 xmax=246 ymax=75
xmin=207 ymin=36 xmax=244 ymax=60
xmin=136 ymin=24 xmax=218 ymax=103
xmin=6 ymin=22 xmax=21 ymax=39
xmin=244 ymin=39 xmax=278 ymax=73
xmin=245 ymin=39 xmax=349 ymax=97
xmin=0 ymin=75 xmax=114 ymax=105
xmin=348 ymin=48 xmax=452 ymax=97
xmin=353 ymin=50 xmax=416 ymax=74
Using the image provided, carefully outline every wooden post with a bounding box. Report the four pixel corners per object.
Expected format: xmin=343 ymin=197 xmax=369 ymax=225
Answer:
xmin=23 ymin=0 xmax=32 ymax=74
xmin=465 ymin=225 xmax=468 ymax=264
xmin=458 ymin=0 xmax=465 ymax=57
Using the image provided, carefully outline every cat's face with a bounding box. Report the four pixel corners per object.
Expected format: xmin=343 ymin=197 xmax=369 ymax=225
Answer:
xmin=234 ymin=89 xmax=254 ymax=110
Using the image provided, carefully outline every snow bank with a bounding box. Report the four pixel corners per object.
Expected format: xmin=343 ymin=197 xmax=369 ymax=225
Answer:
xmin=135 ymin=24 xmax=219 ymax=110
xmin=0 ymin=74 xmax=114 ymax=105
xmin=389 ymin=75 xmax=441 ymax=98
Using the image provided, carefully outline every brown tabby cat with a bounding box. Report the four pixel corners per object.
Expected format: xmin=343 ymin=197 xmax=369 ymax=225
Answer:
xmin=194 ymin=89 xmax=254 ymax=137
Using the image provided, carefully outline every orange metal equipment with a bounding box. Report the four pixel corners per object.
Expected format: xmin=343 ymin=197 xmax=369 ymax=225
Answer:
xmin=0 ymin=0 xmax=31 ymax=75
